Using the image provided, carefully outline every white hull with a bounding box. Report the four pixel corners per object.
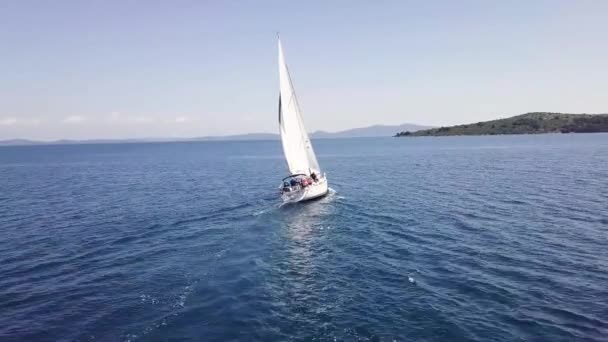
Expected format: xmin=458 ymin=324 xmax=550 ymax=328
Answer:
xmin=281 ymin=177 xmax=329 ymax=203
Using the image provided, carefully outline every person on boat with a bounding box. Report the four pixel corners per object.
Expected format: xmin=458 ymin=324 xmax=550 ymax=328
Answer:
xmin=301 ymin=177 xmax=309 ymax=187
xmin=290 ymin=178 xmax=298 ymax=187
xmin=310 ymin=172 xmax=318 ymax=182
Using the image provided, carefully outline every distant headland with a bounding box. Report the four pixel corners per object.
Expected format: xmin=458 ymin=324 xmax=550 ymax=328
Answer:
xmin=395 ymin=112 xmax=608 ymax=137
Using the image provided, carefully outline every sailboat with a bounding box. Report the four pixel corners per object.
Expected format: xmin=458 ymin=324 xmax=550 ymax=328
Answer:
xmin=277 ymin=37 xmax=329 ymax=202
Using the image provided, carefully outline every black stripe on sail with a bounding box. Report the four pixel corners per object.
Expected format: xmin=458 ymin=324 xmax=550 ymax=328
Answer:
xmin=278 ymin=94 xmax=282 ymax=124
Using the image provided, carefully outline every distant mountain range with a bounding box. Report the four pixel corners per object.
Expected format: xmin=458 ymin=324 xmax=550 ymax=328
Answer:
xmin=0 ymin=123 xmax=432 ymax=146
xmin=312 ymin=123 xmax=432 ymax=138
xmin=396 ymin=112 xmax=608 ymax=137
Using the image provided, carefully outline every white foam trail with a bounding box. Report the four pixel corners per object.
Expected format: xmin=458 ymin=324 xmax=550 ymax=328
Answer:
xmin=253 ymin=202 xmax=284 ymax=215
xmin=174 ymin=284 xmax=193 ymax=308
xmin=253 ymin=208 xmax=271 ymax=216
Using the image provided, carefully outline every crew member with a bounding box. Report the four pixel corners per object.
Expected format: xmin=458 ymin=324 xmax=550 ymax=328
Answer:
xmin=310 ymin=172 xmax=318 ymax=182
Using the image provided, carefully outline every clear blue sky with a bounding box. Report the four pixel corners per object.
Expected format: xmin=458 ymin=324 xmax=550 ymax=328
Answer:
xmin=1 ymin=1 xmax=606 ymax=140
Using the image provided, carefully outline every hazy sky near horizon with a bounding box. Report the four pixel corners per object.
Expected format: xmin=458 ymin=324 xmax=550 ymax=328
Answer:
xmin=1 ymin=1 xmax=607 ymax=140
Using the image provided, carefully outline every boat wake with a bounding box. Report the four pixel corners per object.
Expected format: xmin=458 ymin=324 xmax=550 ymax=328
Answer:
xmin=253 ymin=206 xmax=280 ymax=216
xmin=124 ymin=277 xmax=199 ymax=342
xmin=326 ymin=187 xmax=338 ymax=199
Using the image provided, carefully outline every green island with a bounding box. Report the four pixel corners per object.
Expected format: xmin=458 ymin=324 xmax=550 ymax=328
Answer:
xmin=395 ymin=112 xmax=608 ymax=137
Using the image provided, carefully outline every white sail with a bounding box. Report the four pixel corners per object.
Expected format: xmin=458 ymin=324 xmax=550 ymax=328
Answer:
xmin=278 ymin=38 xmax=321 ymax=176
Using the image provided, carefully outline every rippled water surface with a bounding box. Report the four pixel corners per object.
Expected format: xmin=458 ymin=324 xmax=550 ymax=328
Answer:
xmin=1 ymin=135 xmax=607 ymax=341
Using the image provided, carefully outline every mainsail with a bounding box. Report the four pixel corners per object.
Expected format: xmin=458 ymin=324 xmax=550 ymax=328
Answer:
xmin=278 ymin=38 xmax=321 ymax=176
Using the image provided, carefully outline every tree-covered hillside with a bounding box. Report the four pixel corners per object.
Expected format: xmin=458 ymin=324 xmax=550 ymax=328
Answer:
xmin=395 ymin=112 xmax=608 ymax=137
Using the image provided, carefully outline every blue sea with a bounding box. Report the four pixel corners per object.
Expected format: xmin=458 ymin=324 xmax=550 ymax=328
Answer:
xmin=1 ymin=134 xmax=607 ymax=341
